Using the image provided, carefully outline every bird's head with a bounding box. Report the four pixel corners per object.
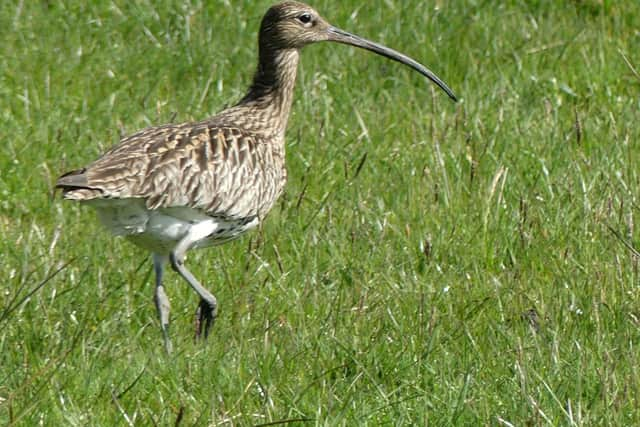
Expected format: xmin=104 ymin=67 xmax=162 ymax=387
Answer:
xmin=259 ymin=2 xmax=330 ymax=50
xmin=258 ymin=2 xmax=457 ymax=101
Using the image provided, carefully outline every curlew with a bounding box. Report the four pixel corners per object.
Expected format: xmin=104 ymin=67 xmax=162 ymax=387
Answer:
xmin=56 ymin=1 xmax=457 ymax=353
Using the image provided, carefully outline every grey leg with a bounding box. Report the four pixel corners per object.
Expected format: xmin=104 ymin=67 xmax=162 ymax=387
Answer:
xmin=153 ymin=254 xmax=172 ymax=354
xmin=169 ymin=252 xmax=218 ymax=340
xmin=169 ymin=220 xmax=219 ymax=340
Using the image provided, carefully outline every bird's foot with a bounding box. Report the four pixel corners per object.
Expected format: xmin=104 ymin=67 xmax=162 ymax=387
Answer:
xmin=162 ymin=331 xmax=173 ymax=354
xmin=194 ymin=298 xmax=217 ymax=340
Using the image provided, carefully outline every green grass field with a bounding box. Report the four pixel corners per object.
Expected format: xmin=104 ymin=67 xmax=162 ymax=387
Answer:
xmin=1 ymin=0 xmax=639 ymax=425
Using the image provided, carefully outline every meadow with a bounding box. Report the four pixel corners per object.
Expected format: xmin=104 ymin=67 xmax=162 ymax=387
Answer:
xmin=1 ymin=0 xmax=639 ymax=425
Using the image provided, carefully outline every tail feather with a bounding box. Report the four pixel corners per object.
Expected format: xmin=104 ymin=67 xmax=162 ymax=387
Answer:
xmin=56 ymin=168 xmax=104 ymax=200
xmin=56 ymin=168 xmax=88 ymax=188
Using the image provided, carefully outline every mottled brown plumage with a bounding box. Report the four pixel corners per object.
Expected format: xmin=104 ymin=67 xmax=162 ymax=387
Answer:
xmin=59 ymin=122 xmax=286 ymax=221
xmin=56 ymin=1 xmax=456 ymax=352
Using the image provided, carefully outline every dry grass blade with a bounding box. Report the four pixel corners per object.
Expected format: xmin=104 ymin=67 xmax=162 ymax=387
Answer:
xmin=253 ymin=418 xmax=314 ymax=427
xmin=606 ymin=224 xmax=640 ymax=258
xmin=0 ymin=258 xmax=75 ymax=325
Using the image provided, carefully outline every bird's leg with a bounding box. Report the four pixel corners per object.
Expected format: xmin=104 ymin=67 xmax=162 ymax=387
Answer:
xmin=169 ymin=251 xmax=218 ymax=340
xmin=169 ymin=221 xmax=219 ymax=341
xmin=153 ymin=254 xmax=172 ymax=354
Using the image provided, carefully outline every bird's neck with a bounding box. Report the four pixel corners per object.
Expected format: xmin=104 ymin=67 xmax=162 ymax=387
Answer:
xmin=230 ymin=48 xmax=300 ymax=139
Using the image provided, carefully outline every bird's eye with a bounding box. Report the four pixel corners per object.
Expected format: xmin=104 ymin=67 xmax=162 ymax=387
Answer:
xmin=297 ymin=13 xmax=312 ymax=25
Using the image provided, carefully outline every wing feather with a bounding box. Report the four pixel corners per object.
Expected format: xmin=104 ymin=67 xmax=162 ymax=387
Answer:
xmin=56 ymin=120 xmax=286 ymax=220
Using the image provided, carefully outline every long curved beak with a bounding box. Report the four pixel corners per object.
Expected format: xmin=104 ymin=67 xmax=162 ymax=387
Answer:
xmin=327 ymin=27 xmax=457 ymax=102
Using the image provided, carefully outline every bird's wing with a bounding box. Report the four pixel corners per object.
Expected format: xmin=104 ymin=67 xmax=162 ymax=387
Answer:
xmin=56 ymin=121 xmax=286 ymax=220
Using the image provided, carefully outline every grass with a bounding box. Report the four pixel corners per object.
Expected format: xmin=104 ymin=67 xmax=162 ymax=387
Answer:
xmin=1 ymin=0 xmax=639 ymax=425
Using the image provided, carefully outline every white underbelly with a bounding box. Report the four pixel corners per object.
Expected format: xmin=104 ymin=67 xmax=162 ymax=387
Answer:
xmin=88 ymin=198 xmax=259 ymax=254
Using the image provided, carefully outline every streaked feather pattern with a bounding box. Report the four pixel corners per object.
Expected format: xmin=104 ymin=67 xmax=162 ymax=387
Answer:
xmin=58 ymin=120 xmax=287 ymax=222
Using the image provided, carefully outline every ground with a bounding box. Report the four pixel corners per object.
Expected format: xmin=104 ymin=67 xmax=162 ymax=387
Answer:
xmin=1 ymin=0 xmax=639 ymax=425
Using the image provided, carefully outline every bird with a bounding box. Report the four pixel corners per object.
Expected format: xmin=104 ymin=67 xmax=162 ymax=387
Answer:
xmin=56 ymin=1 xmax=457 ymax=353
